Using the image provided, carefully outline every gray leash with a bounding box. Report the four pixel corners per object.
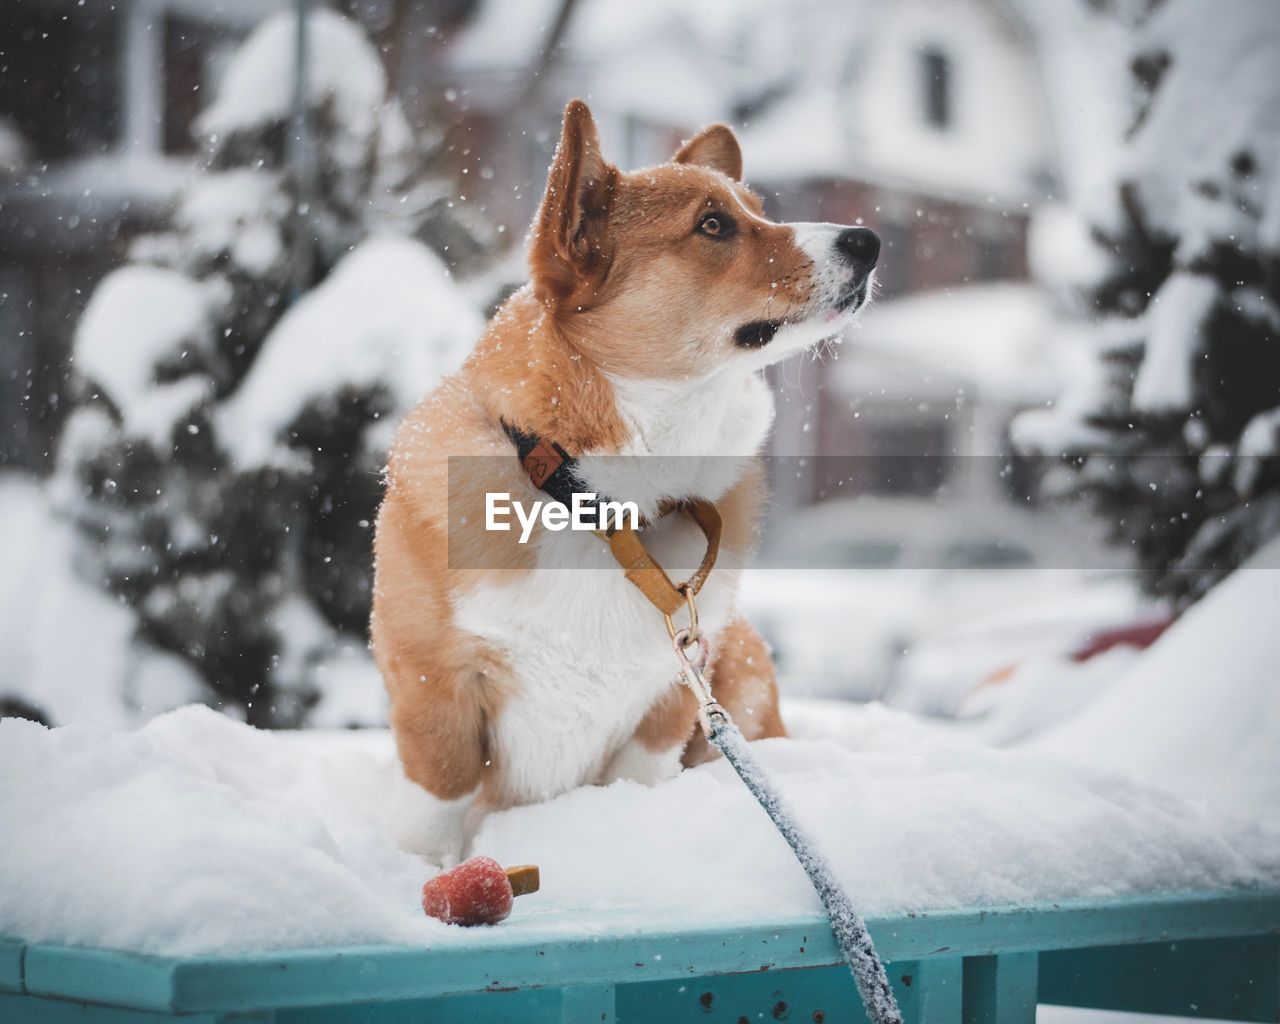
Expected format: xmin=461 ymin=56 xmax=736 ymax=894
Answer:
xmin=673 ymin=629 xmax=903 ymax=1024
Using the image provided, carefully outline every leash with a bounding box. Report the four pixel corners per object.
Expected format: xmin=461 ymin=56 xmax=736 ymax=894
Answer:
xmin=670 ymin=632 xmax=902 ymax=1024
xmin=503 ymin=422 xmax=903 ymax=1024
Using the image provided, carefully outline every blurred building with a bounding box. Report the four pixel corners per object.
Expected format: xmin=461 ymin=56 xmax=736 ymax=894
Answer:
xmin=427 ymin=0 xmax=1053 ymax=283
xmin=0 ymin=0 xmax=293 ymax=471
xmin=415 ymin=0 xmax=1107 ymax=509
xmin=2 ymin=0 xmax=1120 ymax=507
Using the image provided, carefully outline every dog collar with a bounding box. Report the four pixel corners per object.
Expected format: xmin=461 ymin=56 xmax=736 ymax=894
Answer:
xmin=500 ymin=420 xmax=591 ymax=511
xmin=499 ymin=419 xmax=722 ymax=619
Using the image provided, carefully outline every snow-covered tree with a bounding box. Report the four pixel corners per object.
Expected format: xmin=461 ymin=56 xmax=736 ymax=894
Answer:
xmin=55 ymin=10 xmax=483 ymax=727
xmin=1015 ymin=0 xmax=1280 ymax=603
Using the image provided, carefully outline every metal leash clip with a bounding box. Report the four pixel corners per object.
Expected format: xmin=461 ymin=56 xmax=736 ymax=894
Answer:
xmin=671 ymin=625 xmax=727 ymax=737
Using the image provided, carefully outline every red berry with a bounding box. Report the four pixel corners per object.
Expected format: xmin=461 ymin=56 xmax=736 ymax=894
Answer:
xmin=421 ymin=856 xmax=514 ymax=926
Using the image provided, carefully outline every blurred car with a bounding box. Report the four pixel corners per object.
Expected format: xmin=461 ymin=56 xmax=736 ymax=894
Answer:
xmin=885 ymin=597 xmax=1172 ymax=719
xmin=738 ymin=496 xmax=1134 ymax=700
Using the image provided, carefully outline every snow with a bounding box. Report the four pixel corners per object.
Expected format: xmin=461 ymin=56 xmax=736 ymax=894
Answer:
xmin=307 ymin=640 xmax=390 ymax=729
xmin=176 ymin=169 xmax=289 ymax=276
xmin=1 ymin=685 xmax=1275 ymax=956
xmin=1131 ymin=272 xmax=1218 ymax=414
xmin=1026 ymin=203 xmax=1111 ymax=296
xmin=74 ymin=265 xmax=226 ymax=445
xmin=0 ymin=707 xmax=426 ymax=955
xmin=218 ymin=236 xmax=481 ymax=468
xmin=1040 ymin=1010 xmax=1242 ymax=1024
xmin=0 ymin=475 xmax=208 ymax=728
xmin=0 ymin=116 xmax=30 ymax=176
xmin=199 ymin=9 xmax=386 ymax=148
xmin=1034 ymin=535 xmax=1280 ymax=820
xmin=1011 ymin=322 xmax=1133 ymax=455
xmin=1236 ymin=408 xmax=1280 ymax=494
xmin=1263 ymin=162 xmax=1280 ymax=253
xmin=446 ymin=0 xmax=559 ymax=71
xmin=254 ymin=597 xmax=388 ymax=730
xmin=1119 ymin=0 xmax=1280 ymax=245
xmin=1011 ymin=0 xmax=1128 ymax=203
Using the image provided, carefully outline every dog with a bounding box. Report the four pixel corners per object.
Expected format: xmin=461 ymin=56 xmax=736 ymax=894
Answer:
xmin=372 ymin=100 xmax=878 ymax=865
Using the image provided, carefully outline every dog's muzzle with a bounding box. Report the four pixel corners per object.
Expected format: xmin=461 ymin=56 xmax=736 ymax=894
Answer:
xmin=733 ymin=225 xmax=880 ymax=348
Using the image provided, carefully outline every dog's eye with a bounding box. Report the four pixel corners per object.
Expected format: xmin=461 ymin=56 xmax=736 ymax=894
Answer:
xmin=696 ymin=212 xmax=734 ymax=238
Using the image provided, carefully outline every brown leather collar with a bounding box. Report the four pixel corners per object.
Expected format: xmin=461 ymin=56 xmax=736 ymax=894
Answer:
xmin=606 ymin=497 xmax=721 ymax=617
xmin=502 ymin=420 xmax=721 ymax=616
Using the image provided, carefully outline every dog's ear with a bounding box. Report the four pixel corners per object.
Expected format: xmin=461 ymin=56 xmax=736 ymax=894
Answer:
xmin=530 ymin=100 xmax=617 ymax=303
xmin=673 ymin=124 xmax=743 ymax=181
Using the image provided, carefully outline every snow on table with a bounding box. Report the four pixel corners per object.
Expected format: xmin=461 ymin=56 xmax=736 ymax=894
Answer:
xmin=1 ymin=691 xmax=1274 ymax=958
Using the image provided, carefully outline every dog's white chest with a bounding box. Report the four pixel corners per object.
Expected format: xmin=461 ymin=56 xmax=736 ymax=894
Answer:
xmin=453 ymin=371 xmax=769 ymax=805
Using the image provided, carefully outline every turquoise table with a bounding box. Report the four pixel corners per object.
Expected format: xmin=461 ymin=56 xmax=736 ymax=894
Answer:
xmin=3 ymin=890 xmax=1277 ymax=1023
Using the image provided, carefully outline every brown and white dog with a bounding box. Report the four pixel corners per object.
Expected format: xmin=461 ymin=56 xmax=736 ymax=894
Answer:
xmin=371 ymin=100 xmax=878 ymax=865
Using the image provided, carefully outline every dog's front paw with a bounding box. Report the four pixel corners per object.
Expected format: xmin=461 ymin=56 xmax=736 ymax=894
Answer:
xmin=384 ymin=774 xmax=475 ymax=869
xmin=390 ymin=818 xmax=465 ymax=869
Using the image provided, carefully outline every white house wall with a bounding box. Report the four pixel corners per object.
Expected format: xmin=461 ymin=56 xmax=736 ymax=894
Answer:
xmin=852 ymin=0 xmax=1052 ymax=203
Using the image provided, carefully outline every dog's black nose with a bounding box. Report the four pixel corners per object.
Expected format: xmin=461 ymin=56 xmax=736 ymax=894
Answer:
xmin=836 ymin=227 xmax=880 ymax=269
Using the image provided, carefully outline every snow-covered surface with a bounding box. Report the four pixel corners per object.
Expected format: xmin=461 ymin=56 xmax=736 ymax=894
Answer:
xmin=218 ymin=236 xmax=481 ymax=468
xmin=0 ymin=497 xmax=1274 ymax=956
xmin=1035 ymin=536 xmax=1280 ymax=818
xmin=2 ymin=677 xmax=1276 ymax=956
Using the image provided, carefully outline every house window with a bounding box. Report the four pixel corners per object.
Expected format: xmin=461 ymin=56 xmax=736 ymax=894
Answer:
xmin=975 ymin=233 xmax=1011 ymax=281
xmin=920 ymin=47 xmax=952 ymax=130
xmin=163 ymin=17 xmax=240 ymax=154
xmin=0 ymin=9 xmax=122 ymax=160
xmin=864 ymin=420 xmax=953 ymax=497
